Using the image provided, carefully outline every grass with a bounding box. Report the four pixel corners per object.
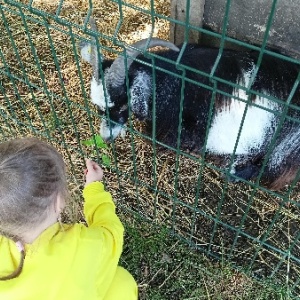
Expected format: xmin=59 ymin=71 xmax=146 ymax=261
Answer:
xmin=120 ymin=213 xmax=290 ymax=300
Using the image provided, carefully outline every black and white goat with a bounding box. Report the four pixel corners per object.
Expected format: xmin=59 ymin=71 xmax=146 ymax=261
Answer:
xmin=80 ymin=18 xmax=300 ymax=191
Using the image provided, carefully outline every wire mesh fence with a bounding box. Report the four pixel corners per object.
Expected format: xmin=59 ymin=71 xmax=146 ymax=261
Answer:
xmin=1 ymin=0 xmax=300 ymax=297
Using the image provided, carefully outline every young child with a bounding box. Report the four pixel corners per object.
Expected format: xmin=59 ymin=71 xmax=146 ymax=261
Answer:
xmin=0 ymin=137 xmax=138 ymax=300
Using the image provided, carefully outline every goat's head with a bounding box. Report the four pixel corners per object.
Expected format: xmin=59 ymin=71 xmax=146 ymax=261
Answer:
xmin=80 ymin=17 xmax=179 ymax=141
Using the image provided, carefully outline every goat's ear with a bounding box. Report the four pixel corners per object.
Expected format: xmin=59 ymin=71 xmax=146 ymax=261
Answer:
xmin=79 ymin=41 xmax=93 ymax=64
xmin=79 ymin=41 xmax=107 ymax=65
xmin=130 ymin=72 xmax=152 ymax=120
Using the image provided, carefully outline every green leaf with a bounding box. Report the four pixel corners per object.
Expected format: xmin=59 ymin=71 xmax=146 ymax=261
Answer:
xmin=82 ymin=135 xmax=110 ymax=166
xmin=94 ymin=135 xmax=108 ymax=149
xmin=81 ymin=135 xmax=108 ymax=149
xmin=101 ymin=154 xmax=111 ymax=166
xmin=81 ymin=138 xmax=94 ymax=146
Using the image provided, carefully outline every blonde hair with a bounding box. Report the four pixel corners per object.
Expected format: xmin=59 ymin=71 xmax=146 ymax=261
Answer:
xmin=0 ymin=137 xmax=68 ymax=280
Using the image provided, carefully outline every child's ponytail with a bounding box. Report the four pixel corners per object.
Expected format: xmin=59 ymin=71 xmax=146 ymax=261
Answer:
xmin=0 ymin=241 xmax=25 ymax=281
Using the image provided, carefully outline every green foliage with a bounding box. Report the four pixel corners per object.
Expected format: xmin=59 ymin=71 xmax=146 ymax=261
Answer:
xmin=120 ymin=216 xmax=290 ymax=300
xmin=81 ymin=135 xmax=108 ymax=148
xmin=81 ymin=135 xmax=111 ymax=167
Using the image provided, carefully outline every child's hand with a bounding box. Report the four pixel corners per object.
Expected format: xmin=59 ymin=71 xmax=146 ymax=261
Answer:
xmin=85 ymin=159 xmax=104 ymax=186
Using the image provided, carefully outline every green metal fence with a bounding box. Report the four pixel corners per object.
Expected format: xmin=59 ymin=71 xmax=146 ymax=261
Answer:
xmin=1 ymin=0 xmax=300 ymax=297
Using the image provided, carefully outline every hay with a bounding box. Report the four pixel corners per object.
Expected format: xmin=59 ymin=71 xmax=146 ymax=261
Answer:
xmin=1 ymin=0 xmax=300 ymax=290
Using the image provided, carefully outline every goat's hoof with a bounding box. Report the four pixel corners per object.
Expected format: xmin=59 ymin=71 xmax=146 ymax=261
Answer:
xmin=225 ymin=164 xmax=260 ymax=183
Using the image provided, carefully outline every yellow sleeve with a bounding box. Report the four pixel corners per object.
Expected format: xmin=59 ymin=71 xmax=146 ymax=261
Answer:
xmin=82 ymin=181 xmax=124 ymax=257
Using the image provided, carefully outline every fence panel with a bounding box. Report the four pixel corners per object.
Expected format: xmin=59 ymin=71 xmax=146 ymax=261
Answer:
xmin=1 ymin=0 xmax=300 ymax=297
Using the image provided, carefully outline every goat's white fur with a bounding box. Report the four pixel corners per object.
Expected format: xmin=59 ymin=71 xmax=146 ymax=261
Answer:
xmin=207 ymin=95 xmax=278 ymax=155
xmin=90 ymin=76 xmax=114 ymax=111
xmin=80 ymin=44 xmax=93 ymax=64
xmin=207 ymin=69 xmax=278 ymax=156
xmin=269 ymin=127 xmax=300 ymax=170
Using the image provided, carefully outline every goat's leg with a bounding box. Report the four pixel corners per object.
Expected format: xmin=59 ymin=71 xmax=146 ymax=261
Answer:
xmin=225 ymin=154 xmax=263 ymax=182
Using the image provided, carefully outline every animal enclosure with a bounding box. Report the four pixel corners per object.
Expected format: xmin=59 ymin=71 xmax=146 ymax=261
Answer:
xmin=1 ymin=0 xmax=300 ymax=297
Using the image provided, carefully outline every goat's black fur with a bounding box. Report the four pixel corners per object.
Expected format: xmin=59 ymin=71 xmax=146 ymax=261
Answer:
xmin=96 ymin=44 xmax=300 ymax=190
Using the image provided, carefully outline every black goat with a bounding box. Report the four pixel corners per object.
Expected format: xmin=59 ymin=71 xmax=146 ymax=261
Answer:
xmin=80 ymin=18 xmax=300 ymax=191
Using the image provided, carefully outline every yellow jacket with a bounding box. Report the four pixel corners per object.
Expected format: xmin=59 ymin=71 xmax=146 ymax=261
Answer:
xmin=0 ymin=182 xmax=137 ymax=299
